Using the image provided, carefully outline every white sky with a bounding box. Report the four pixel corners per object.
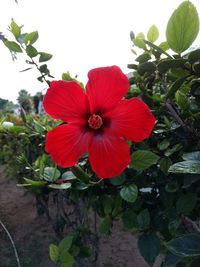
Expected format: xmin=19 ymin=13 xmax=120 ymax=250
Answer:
xmin=0 ymin=0 xmax=200 ymax=103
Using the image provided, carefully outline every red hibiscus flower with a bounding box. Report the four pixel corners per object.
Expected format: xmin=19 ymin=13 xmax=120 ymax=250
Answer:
xmin=43 ymin=66 xmax=155 ymax=178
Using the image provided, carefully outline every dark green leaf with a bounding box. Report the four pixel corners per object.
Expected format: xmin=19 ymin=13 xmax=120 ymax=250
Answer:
xmin=167 ymin=77 xmax=187 ymax=99
xmin=161 ymin=253 xmax=182 ymax=267
xmin=158 ymin=140 xmax=170 ymax=151
xmin=158 ymin=59 xmax=187 ymax=72
xmin=188 ymin=49 xmax=200 ymax=64
xmin=176 ymin=193 xmax=197 ymax=214
xmin=99 ymin=217 xmax=112 ymax=234
xmin=167 ymin=233 xmax=200 ymax=257
xmin=49 ymin=244 xmax=59 ymax=263
xmin=137 ymin=209 xmax=150 ymax=229
xmin=144 ymin=40 xmax=172 ymax=58
xmin=122 ymin=209 xmax=138 ymax=229
xmin=138 ymin=233 xmax=160 ymax=266
xmin=147 ymin=25 xmax=159 ymax=43
xmin=120 ymin=184 xmax=138 ymax=203
xmin=135 ymin=52 xmax=151 ymax=63
xmin=166 ymin=1 xmax=199 ymax=53
xmin=169 ymin=161 xmax=200 ymax=174
xmin=138 ymin=62 xmax=157 ymax=75
xmin=4 ymin=40 xmax=22 ymax=52
xmin=160 ymin=157 xmax=173 ymax=175
xmin=24 ymin=31 xmax=39 ymax=45
xmin=39 ymin=52 xmax=53 ymax=62
xmin=131 ymin=150 xmax=159 ymax=171
xmin=110 ymin=173 xmax=126 ymax=185
xmin=165 ymin=181 xmax=178 ymax=193
xmin=26 ymin=45 xmax=38 ymax=57
xmin=164 ymin=144 xmax=183 ymax=157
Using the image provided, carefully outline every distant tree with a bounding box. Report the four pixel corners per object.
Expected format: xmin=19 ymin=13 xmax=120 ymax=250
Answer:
xmin=17 ymin=89 xmax=33 ymax=113
xmin=0 ymin=98 xmax=18 ymax=113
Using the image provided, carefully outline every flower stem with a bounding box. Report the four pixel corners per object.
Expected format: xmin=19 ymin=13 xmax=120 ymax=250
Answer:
xmin=0 ymin=219 xmax=21 ymax=267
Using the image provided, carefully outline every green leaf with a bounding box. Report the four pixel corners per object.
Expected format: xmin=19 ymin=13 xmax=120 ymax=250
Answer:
xmin=23 ymin=177 xmax=46 ymax=186
xmin=137 ymin=62 xmax=157 ymax=75
xmin=188 ymin=49 xmax=200 ymax=65
xmin=39 ymin=52 xmax=53 ymax=62
xmin=62 ymin=171 xmax=76 ymax=180
xmin=166 ymin=1 xmax=199 ymax=53
xmin=157 ymin=140 xmax=170 ymax=151
xmin=160 ymin=157 xmax=172 ymax=175
xmin=167 ymin=76 xmax=187 ymax=99
xmin=48 ymin=183 xmax=71 ymax=190
xmin=26 ymin=45 xmax=38 ymax=57
xmin=120 ymin=184 xmax=138 ymax=203
xmin=164 ymin=144 xmax=183 ymax=157
xmin=131 ymin=150 xmax=159 ymax=171
xmin=159 ymin=41 xmax=170 ymax=52
xmin=44 ymin=167 xmax=61 ymax=182
xmin=10 ymin=20 xmax=21 ymax=38
xmin=158 ymin=58 xmax=187 ymax=73
xmin=167 ymin=233 xmax=200 ymax=257
xmin=147 ymin=25 xmax=159 ymax=43
xmin=144 ymin=40 xmax=171 ymax=58
xmin=182 ymin=151 xmax=200 ymax=161
xmin=176 ymin=193 xmax=197 ymax=214
xmin=175 ymin=90 xmax=189 ymax=110
xmin=110 ymin=173 xmax=126 ymax=185
xmin=137 ymin=209 xmax=150 ymax=229
xmin=161 ymin=253 xmax=182 ymax=267
xmin=24 ymin=31 xmax=39 ymax=45
xmin=138 ymin=233 xmax=160 ymax=266
xmin=59 ymin=251 xmax=74 ymax=267
xmin=169 ymin=161 xmax=200 ymax=174
xmin=4 ymin=40 xmax=22 ymax=52
xmin=165 ymin=181 xmax=178 ymax=193
xmin=59 ymin=235 xmax=74 ymax=252
xmin=135 ymin=52 xmax=151 ymax=63
xmin=133 ymin=38 xmax=147 ymax=50
xmin=99 ymin=217 xmax=112 ymax=234
xmin=49 ymin=244 xmax=59 ymax=263
xmin=122 ymin=209 xmax=138 ymax=229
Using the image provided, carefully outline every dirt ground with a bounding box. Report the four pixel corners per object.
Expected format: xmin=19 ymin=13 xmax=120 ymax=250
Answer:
xmin=0 ymin=166 xmax=162 ymax=267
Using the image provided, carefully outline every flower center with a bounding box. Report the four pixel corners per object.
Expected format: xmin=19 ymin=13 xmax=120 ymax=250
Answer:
xmin=88 ymin=114 xmax=103 ymax=130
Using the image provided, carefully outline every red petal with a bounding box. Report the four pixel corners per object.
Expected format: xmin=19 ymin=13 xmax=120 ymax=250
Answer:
xmin=88 ymin=130 xmax=130 ymax=178
xmin=43 ymin=81 xmax=89 ymax=123
xmin=86 ymin=66 xmax=129 ymax=114
xmin=45 ymin=124 xmax=90 ymax=167
xmin=106 ymin=98 xmax=155 ymax=142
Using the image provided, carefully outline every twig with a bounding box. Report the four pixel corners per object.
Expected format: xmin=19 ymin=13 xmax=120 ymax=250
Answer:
xmin=0 ymin=219 xmax=21 ymax=267
xmin=182 ymin=215 xmax=200 ymax=232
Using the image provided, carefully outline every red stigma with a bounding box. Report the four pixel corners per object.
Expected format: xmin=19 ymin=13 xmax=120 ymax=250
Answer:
xmin=88 ymin=114 xmax=103 ymax=130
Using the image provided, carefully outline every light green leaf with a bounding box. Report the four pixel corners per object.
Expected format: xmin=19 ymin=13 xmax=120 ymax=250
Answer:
xmin=48 ymin=183 xmax=71 ymax=190
xmin=10 ymin=20 xmax=21 ymax=38
xmin=23 ymin=177 xmax=46 ymax=186
xmin=166 ymin=1 xmax=199 ymax=53
xmin=44 ymin=167 xmax=61 ymax=182
xmin=182 ymin=151 xmax=200 ymax=161
xmin=131 ymin=150 xmax=159 ymax=171
xmin=4 ymin=40 xmax=22 ymax=52
xmin=49 ymin=244 xmax=59 ymax=263
xmin=59 ymin=251 xmax=74 ymax=267
xmin=120 ymin=184 xmax=138 ymax=203
xmin=167 ymin=233 xmax=200 ymax=257
xmin=59 ymin=235 xmax=74 ymax=252
xmin=147 ymin=25 xmax=159 ymax=43
xmin=169 ymin=161 xmax=200 ymax=174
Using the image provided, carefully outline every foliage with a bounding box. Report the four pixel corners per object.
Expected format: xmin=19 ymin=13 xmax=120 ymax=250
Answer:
xmin=1 ymin=1 xmax=200 ymax=267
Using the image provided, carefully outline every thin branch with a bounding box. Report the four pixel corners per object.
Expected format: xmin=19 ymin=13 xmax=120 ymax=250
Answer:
xmin=0 ymin=219 xmax=21 ymax=267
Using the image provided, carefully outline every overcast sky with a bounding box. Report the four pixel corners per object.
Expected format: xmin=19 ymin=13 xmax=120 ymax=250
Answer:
xmin=0 ymin=0 xmax=200 ymax=103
